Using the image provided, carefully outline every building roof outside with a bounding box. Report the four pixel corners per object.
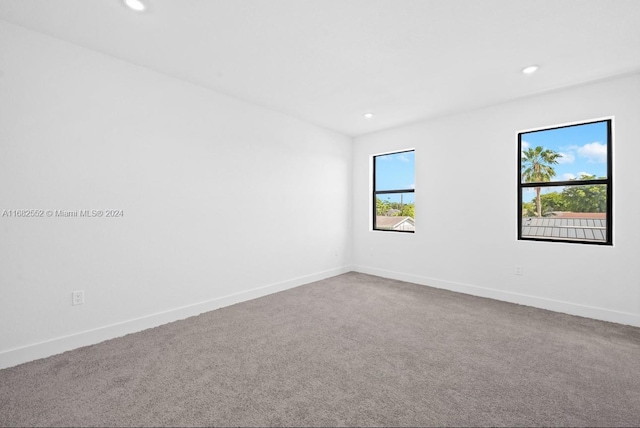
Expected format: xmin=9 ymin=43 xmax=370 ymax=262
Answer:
xmin=376 ymin=216 xmax=415 ymax=231
xmin=522 ymin=214 xmax=607 ymax=241
xmin=546 ymin=211 xmax=606 ymax=219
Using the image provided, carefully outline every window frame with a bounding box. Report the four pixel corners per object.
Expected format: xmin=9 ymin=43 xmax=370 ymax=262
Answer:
xmin=372 ymin=149 xmax=415 ymax=233
xmin=517 ymin=118 xmax=613 ymax=246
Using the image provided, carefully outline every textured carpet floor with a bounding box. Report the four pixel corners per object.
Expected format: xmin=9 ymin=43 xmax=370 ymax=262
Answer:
xmin=1 ymin=272 xmax=640 ymax=427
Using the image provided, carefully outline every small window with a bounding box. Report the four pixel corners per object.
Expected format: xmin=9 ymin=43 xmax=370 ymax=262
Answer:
xmin=373 ymin=150 xmax=415 ymax=232
xmin=518 ymin=119 xmax=612 ymax=245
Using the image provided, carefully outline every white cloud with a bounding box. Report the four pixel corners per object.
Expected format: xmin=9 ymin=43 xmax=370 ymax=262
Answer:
xmin=556 ymin=151 xmax=575 ymax=164
xmin=397 ymin=153 xmax=411 ymax=163
xmin=521 ymin=140 xmax=530 ymax=150
xmin=578 ymin=142 xmax=607 ymax=163
xmin=407 ymin=183 xmax=415 ymax=189
xmin=562 ymin=171 xmax=595 ymax=181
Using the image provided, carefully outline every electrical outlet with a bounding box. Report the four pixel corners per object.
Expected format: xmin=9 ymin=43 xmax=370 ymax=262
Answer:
xmin=72 ymin=290 xmax=85 ymax=306
xmin=515 ymin=265 xmax=523 ymax=276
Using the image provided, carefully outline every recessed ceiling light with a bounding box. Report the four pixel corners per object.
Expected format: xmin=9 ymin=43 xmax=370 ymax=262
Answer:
xmin=364 ymin=113 xmax=374 ymax=119
xmin=522 ymin=65 xmax=539 ymax=74
xmin=123 ymin=0 xmax=147 ymax=12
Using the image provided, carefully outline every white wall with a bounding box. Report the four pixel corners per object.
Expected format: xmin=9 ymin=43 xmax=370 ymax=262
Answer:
xmin=353 ymin=73 xmax=640 ymax=327
xmin=0 ymin=21 xmax=352 ymax=368
xmin=2 ymin=20 xmax=639 ymax=371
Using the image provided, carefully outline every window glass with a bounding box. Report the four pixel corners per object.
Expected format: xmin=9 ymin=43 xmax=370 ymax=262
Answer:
xmin=518 ymin=120 xmax=611 ymax=245
xmin=373 ymin=150 xmax=415 ymax=233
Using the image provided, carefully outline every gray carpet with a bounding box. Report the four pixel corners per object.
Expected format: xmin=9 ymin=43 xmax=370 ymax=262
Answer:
xmin=1 ymin=272 xmax=640 ymax=427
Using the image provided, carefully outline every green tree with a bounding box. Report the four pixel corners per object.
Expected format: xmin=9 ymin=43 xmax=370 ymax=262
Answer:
xmin=376 ymin=197 xmax=415 ymax=217
xmin=562 ymin=175 xmax=606 ymax=213
xmin=400 ymin=203 xmax=415 ymax=218
xmin=522 ymin=201 xmax=537 ymax=217
xmin=521 ymin=146 xmax=561 ymax=217
xmin=376 ymin=197 xmax=391 ymax=216
xmin=539 ymin=191 xmax=568 ymax=215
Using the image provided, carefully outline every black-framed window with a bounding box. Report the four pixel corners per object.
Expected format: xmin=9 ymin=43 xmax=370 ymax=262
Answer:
xmin=518 ymin=119 xmax=612 ymax=245
xmin=373 ymin=150 xmax=415 ymax=233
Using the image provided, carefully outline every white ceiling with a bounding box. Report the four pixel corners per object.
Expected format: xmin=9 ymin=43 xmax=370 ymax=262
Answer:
xmin=1 ymin=0 xmax=639 ymax=136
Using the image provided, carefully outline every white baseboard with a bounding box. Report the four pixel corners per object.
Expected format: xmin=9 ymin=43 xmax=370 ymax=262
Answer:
xmin=353 ymin=265 xmax=640 ymax=328
xmin=0 ymin=266 xmax=352 ymax=370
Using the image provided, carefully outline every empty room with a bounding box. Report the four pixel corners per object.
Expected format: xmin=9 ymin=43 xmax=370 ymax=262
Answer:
xmin=1 ymin=0 xmax=639 ymax=426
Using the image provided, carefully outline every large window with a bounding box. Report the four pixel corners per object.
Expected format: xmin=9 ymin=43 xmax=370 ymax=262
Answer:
xmin=373 ymin=150 xmax=415 ymax=232
xmin=518 ymin=119 xmax=612 ymax=245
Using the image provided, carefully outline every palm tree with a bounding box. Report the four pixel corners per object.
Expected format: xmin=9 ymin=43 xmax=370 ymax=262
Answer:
xmin=521 ymin=146 xmax=560 ymax=217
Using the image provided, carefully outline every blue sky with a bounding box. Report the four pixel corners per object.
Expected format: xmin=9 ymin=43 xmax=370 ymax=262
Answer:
xmin=375 ymin=151 xmax=415 ymax=204
xmin=521 ymin=121 xmax=608 ymax=201
xmin=521 ymin=121 xmax=608 ymax=181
